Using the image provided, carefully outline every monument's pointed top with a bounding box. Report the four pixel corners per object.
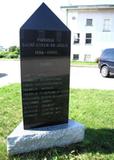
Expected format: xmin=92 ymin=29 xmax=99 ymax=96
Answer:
xmin=21 ymin=3 xmax=69 ymax=31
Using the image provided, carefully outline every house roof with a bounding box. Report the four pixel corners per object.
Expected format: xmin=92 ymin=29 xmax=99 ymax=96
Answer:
xmin=61 ymin=4 xmax=114 ymax=10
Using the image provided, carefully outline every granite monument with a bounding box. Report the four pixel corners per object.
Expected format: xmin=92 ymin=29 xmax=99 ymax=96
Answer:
xmin=20 ymin=3 xmax=70 ymax=129
xmin=7 ymin=3 xmax=85 ymax=155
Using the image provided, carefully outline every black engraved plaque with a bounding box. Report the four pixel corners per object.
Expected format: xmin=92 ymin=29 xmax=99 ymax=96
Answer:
xmin=20 ymin=3 xmax=71 ymax=129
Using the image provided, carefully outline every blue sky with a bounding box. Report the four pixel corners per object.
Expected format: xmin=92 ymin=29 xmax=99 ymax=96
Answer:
xmin=0 ymin=0 xmax=114 ymax=48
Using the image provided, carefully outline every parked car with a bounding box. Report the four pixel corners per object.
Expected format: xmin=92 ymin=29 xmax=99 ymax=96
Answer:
xmin=98 ymin=48 xmax=114 ymax=77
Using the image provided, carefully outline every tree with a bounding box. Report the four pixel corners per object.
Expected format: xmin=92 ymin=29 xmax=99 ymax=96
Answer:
xmin=8 ymin=46 xmax=20 ymax=55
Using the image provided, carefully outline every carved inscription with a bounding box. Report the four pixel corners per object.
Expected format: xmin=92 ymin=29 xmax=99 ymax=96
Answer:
xmin=20 ymin=31 xmax=69 ymax=57
xmin=22 ymin=76 xmax=69 ymax=122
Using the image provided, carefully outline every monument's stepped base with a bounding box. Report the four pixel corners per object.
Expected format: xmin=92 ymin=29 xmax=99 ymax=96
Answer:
xmin=7 ymin=120 xmax=85 ymax=155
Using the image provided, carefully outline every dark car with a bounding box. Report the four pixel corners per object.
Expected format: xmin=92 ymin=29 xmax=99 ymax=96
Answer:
xmin=98 ymin=48 xmax=114 ymax=77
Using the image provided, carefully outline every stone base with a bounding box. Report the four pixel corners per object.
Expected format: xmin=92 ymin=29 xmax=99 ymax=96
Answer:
xmin=7 ymin=120 xmax=85 ymax=155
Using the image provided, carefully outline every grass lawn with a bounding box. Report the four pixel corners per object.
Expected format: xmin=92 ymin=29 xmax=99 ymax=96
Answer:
xmin=0 ymin=58 xmax=19 ymax=61
xmin=0 ymin=84 xmax=114 ymax=160
xmin=71 ymin=61 xmax=97 ymax=66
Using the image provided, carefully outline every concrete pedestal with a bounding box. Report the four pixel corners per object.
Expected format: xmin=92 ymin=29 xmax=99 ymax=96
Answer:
xmin=7 ymin=120 xmax=85 ymax=155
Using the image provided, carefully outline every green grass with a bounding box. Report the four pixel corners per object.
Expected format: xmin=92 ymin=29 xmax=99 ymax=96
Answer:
xmin=0 ymin=84 xmax=22 ymax=160
xmin=0 ymin=58 xmax=19 ymax=61
xmin=71 ymin=61 xmax=97 ymax=66
xmin=0 ymin=84 xmax=114 ymax=160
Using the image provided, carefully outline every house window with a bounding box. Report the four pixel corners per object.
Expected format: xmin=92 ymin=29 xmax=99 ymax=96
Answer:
xmin=103 ymin=19 xmax=111 ymax=32
xmin=85 ymin=33 xmax=92 ymax=44
xmin=86 ymin=19 xmax=93 ymax=26
xmin=84 ymin=54 xmax=91 ymax=62
xmin=73 ymin=54 xmax=79 ymax=60
xmin=74 ymin=33 xmax=80 ymax=44
xmin=72 ymin=16 xmax=76 ymax=20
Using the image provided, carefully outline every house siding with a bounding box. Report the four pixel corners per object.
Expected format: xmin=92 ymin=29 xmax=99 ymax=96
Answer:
xmin=66 ymin=8 xmax=114 ymax=61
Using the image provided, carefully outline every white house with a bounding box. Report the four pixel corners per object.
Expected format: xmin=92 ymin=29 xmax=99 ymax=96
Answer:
xmin=61 ymin=2 xmax=114 ymax=61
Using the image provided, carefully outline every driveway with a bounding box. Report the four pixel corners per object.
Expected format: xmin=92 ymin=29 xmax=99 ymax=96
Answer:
xmin=0 ymin=60 xmax=20 ymax=87
xmin=70 ymin=66 xmax=114 ymax=90
xmin=0 ymin=60 xmax=114 ymax=90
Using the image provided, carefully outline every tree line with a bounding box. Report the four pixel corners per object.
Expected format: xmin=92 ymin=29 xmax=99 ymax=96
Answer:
xmin=0 ymin=46 xmax=20 ymax=58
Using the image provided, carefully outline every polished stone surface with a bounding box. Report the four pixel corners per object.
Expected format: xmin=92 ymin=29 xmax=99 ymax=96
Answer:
xmin=7 ymin=120 xmax=85 ymax=155
xmin=20 ymin=3 xmax=71 ymax=129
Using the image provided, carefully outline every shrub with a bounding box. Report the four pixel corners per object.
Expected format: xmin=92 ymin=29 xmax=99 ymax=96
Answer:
xmin=0 ymin=46 xmax=20 ymax=59
xmin=6 ymin=51 xmax=18 ymax=58
xmin=0 ymin=52 xmax=5 ymax=58
xmin=95 ymin=57 xmax=100 ymax=63
xmin=9 ymin=46 xmax=20 ymax=55
xmin=0 ymin=51 xmax=8 ymax=58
